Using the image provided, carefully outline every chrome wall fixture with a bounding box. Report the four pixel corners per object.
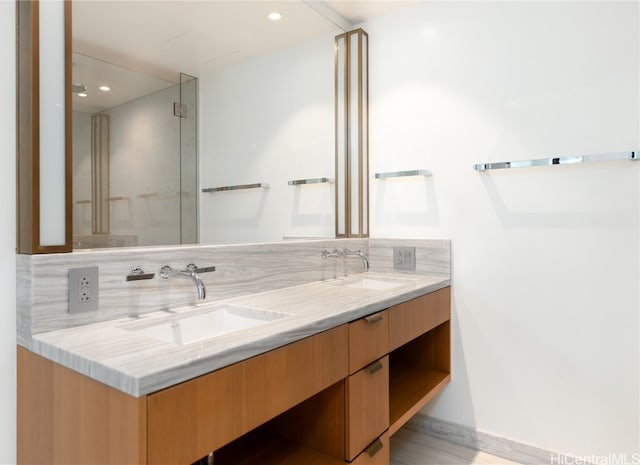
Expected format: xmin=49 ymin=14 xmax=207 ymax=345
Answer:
xmin=288 ymin=178 xmax=334 ymax=186
xmin=125 ymin=267 xmax=155 ymax=282
xmin=473 ymin=151 xmax=638 ymax=172
xmin=335 ymin=28 xmax=369 ymax=238
xmin=201 ymin=183 xmax=270 ymax=193
xmin=374 ymin=169 xmax=433 ymax=180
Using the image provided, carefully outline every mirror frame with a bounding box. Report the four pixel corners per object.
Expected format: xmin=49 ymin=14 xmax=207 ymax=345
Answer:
xmin=16 ymin=0 xmax=72 ymax=254
xmin=334 ymin=28 xmax=369 ymax=239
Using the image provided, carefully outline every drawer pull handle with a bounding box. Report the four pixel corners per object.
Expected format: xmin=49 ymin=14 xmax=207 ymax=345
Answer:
xmin=364 ymin=313 xmax=383 ymax=324
xmin=366 ymin=360 xmax=383 ymax=375
xmin=366 ymin=438 xmax=384 ymax=457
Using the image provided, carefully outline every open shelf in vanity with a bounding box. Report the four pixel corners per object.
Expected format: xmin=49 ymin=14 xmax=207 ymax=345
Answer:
xmin=389 ymin=321 xmax=451 ymax=435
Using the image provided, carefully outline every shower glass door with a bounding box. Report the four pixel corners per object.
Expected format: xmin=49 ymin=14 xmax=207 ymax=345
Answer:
xmin=71 ymin=53 xmax=198 ymax=248
xmin=179 ymin=72 xmax=198 ymax=245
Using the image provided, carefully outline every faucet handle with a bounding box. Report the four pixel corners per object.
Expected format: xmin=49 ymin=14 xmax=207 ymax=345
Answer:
xmin=126 ymin=267 xmax=155 ymax=282
xmin=195 ymin=265 xmax=216 ymax=273
xmin=186 ymin=263 xmax=216 ymax=274
xmin=159 ymin=265 xmax=173 ymax=279
xmin=321 ymin=249 xmax=341 ymax=259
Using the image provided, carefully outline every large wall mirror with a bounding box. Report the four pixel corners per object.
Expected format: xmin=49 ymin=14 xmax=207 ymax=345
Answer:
xmin=71 ymin=1 xmax=342 ymax=248
xmin=16 ymin=0 xmax=373 ymax=253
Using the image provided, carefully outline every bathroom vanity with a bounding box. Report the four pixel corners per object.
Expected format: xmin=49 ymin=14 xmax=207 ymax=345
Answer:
xmin=18 ymin=277 xmax=450 ymax=464
xmin=16 ymin=238 xmax=451 ymax=465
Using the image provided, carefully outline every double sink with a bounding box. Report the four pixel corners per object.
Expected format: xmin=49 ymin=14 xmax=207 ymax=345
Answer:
xmin=123 ymin=274 xmax=415 ymax=347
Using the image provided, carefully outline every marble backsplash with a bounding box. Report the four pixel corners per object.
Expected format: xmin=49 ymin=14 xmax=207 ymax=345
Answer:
xmin=17 ymin=238 xmax=450 ymax=344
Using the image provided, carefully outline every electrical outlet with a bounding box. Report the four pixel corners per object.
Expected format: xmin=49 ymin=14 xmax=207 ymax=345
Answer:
xmin=69 ymin=267 xmax=99 ymax=313
xmin=393 ymin=246 xmax=416 ymax=271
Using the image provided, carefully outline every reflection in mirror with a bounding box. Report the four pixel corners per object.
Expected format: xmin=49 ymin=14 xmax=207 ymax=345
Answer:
xmin=199 ymin=33 xmax=336 ymax=244
xmin=72 ymin=53 xmax=197 ymax=248
xmin=71 ymin=1 xmax=343 ymax=249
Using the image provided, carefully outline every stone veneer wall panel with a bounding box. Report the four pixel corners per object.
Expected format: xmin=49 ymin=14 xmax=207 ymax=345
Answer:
xmin=18 ymin=238 xmax=450 ymax=344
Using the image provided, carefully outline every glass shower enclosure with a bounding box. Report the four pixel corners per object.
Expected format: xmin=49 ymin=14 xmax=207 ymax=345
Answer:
xmin=71 ymin=53 xmax=198 ymax=249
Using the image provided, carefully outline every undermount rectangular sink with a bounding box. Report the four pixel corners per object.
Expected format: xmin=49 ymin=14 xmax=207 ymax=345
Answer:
xmin=126 ymin=305 xmax=288 ymax=346
xmin=329 ymin=276 xmax=413 ymax=291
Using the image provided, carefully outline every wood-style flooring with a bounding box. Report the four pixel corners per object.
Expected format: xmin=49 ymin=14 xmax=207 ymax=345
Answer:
xmin=391 ymin=428 xmax=525 ymax=465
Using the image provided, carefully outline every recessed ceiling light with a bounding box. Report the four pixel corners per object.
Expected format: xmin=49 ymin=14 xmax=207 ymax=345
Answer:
xmin=78 ymin=92 xmax=88 ymax=98
xmin=268 ymin=12 xmax=282 ymax=21
xmin=99 ymin=85 xmax=110 ymax=92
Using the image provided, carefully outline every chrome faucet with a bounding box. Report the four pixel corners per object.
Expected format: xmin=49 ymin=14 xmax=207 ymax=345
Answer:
xmin=321 ymin=248 xmax=369 ymax=271
xmin=343 ymin=249 xmax=370 ymax=270
xmin=160 ymin=263 xmax=215 ymax=300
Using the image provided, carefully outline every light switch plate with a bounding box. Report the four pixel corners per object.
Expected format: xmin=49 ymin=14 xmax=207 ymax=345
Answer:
xmin=393 ymin=246 xmax=416 ymax=271
xmin=68 ymin=266 xmax=99 ymax=313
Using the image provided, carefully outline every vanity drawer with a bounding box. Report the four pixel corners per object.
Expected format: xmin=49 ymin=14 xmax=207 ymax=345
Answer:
xmin=350 ymin=431 xmax=390 ymax=465
xmin=346 ymin=356 xmax=389 ymax=461
xmin=389 ymin=287 xmax=451 ymax=351
xmin=348 ymin=311 xmax=389 ymax=374
xmin=147 ymin=325 xmax=348 ymax=465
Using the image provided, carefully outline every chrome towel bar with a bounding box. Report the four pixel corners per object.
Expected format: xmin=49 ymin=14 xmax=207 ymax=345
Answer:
xmin=374 ymin=169 xmax=432 ymax=179
xmin=202 ymin=183 xmax=270 ymax=193
xmin=473 ymin=151 xmax=638 ymax=172
xmin=288 ymin=177 xmax=333 ymax=185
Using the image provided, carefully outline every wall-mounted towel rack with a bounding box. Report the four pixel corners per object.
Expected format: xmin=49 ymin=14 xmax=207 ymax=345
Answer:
xmin=374 ymin=169 xmax=432 ymax=180
xmin=137 ymin=192 xmax=180 ymax=199
xmin=288 ymin=177 xmax=334 ymax=186
xmin=202 ymin=183 xmax=270 ymax=193
xmin=473 ymin=151 xmax=638 ymax=172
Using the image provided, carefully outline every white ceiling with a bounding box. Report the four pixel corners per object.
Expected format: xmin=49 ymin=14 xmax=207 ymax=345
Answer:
xmin=73 ymin=1 xmax=334 ymax=82
xmin=72 ymin=52 xmax=176 ymax=113
xmin=72 ymin=0 xmax=410 ymax=112
xmin=327 ymin=0 xmax=415 ymax=25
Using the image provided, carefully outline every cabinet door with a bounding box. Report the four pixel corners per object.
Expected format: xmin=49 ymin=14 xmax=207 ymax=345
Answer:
xmin=17 ymin=347 xmax=147 ymax=465
xmin=346 ymin=356 xmax=389 ymax=461
xmin=348 ymin=311 xmax=388 ymax=374
xmin=389 ymin=287 xmax=450 ymax=351
xmin=147 ymin=325 xmax=348 ymax=465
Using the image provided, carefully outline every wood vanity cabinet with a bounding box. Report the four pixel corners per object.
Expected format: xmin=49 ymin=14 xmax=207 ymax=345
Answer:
xmin=17 ymin=286 xmax=451 ymax=465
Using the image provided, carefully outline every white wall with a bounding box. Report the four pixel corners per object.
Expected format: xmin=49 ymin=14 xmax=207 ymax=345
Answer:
xmin=0 ymin=0 xmax=16 ymax=463
xmin=365 ymin=1 xmax=639 ymax=457
xmin=199 ymin=32 xmax=336 ymax=243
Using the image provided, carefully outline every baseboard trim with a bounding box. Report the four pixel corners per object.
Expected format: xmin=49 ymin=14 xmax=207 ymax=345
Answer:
xmin=404 ymin=414 xmax=570 ymax=465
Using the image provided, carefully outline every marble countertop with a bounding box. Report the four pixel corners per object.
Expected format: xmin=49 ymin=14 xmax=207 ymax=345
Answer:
xmin=31 ymin=272 xmax=450 ymax=397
